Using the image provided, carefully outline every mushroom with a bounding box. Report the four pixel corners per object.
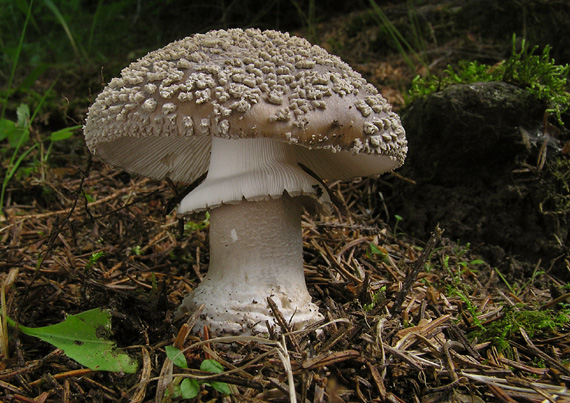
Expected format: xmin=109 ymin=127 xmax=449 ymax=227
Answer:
xmin=83 ymin=28 xmax=407 ymax=334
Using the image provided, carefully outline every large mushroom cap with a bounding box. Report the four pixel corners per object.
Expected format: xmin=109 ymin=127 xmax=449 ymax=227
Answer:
xmin=84 ymin=28 xmax=407 ymax=184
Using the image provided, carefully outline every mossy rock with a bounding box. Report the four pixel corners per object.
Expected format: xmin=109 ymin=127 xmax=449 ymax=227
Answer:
xmin=394 ymin=81 xmax=568 ymax=279
xmin=402 ymin=81 xmax=547 ymax=185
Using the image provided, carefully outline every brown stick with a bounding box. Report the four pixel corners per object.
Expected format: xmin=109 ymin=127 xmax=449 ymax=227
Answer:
xmin=392 ymin=225 xmax=442 ymax=315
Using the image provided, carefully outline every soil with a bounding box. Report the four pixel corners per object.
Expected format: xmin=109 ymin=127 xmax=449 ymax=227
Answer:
xmin=398 ymin=81 xmax=569 ymax=279
xmin=1 ymin=1 xmax=569 ymax=402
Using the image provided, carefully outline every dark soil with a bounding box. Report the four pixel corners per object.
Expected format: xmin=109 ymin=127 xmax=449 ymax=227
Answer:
xmin=398 ymin=81 xmax=569 ymax=279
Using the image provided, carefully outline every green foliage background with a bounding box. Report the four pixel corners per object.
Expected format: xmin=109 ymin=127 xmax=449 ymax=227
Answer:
xmin=0 ymin=0 xmax=363 ymax=76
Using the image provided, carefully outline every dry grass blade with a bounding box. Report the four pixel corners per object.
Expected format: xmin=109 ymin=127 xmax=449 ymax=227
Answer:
xmin=463 ymin=373 xmax=570 ymax=400
xmin=519 ymin=327 xmax=570 ymax=376
xmin=302 ymin=350 xmax=360 ymax=370
xmin=498 ymin=357 xmax=548 ymax=375
xmin=154 ymin=349 xmax=174 ymax=402
xmin=382 ymin=343 xmax=424 ymax=371
xmin=1 ymin=268 xmax=19 ymax=359
xmin=275 ymin=336 xmax=297 ymax=403
xmin=128 ymin=347 xmax=151 ymax=403
xmin=267 ymin=296 xmax=302 ymax=354
xmin=0 ymin=379 xmax=24 ymax=395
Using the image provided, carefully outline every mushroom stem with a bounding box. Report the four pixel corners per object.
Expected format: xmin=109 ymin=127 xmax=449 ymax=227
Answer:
xmin=179 ymin=195 xmax=322 ymax=334
xmin=176 ymin=137 xmax=326 ymax=334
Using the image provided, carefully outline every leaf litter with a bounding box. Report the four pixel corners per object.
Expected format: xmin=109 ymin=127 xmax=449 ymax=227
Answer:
xmin=0 ymin=159 xmax=568 ymax=402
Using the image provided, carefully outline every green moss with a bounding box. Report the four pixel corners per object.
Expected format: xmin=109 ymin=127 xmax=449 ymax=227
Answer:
xmin=470 ymin=306 xmax=570 ymax=356
xmin=408 ymin=35 xmax=570 ymax=126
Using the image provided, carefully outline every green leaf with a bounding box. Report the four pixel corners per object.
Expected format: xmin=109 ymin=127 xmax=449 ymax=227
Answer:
xmin=180 ymin=378 xmax=200 ymax=399
xmin=84 ymin=192 xmax=95 ymax=203
xmin=0 ymin=119 xmax=16 ymax=141
xmin=168 ymin=384 xmax=181 ymax=399
xmin=165 ymin=345 xmax=188 ymax=368
xmin=200 ymin=359 xmax=224 ymax=374
xmin=200 ymin=359 xmax=231 ymax=395
xmin=210 ymin=381 xmax=231 ymax=395
xmin=8 ymin=309 xmax=137 ymax=373
xmin=368 ymin=243 xmax=384 ymax=256
xmin=0 ymin=118 xmax=28 ymax=147
xmin=16 ymin=103 xmax=30 ymax=128
xmin=50 ymin=125 xmax=81 ymax=142
xmin=164 ymin=351 xmax=231 ymax=396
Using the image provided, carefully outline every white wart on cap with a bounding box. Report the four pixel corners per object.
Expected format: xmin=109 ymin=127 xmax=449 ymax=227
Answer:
xmin=84 ymin=28 xmax=407 ymax=334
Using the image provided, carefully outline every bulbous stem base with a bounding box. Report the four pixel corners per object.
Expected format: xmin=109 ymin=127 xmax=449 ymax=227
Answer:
xmin=178 ymin=195 xmax=323 ymax=334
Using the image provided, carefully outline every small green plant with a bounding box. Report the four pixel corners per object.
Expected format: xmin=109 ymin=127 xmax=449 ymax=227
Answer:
xmin=393 ymin=214 xmax=404 ymax=237
xmin=129 ymin=245 xmax=143 ymax=256
xmin=0 ymin=1 xmax=98 ymax=218
xmin=442 ymin=254 xmax=484 ymax=328
xmin=409 ymin=60 xmax=501 ymax=101
xmin=6 ymin=309 xmax=137 ymax=373
xmin=0 ymin=100 xmax=82 ymax=218
xmin=165 ymin=346 xmax=231 ymax=399
xmin=85 ymin=251 xmax=105 ymax=270
xmin=184 ymin=211 xmax=210 ymax=233
xmin=436 ymin=246 xmax=486 ymax=328
xmin=502 ymin=38 xmax=570 ymax=124
xmin=408 ymin=35 xmax=570 ymax=125
xmin=447 ymin=286 xmax=483 ymax=328
xmin=452 ymin=243 xmax=485 ymax=269
xmin=363 ymin=286 xmax=387 ymax=311
xmin=366 ymin=242 xmax=389 ymax=262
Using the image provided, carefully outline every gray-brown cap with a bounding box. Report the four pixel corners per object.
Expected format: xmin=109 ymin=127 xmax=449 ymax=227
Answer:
xmin=84 ymin=28 xmax=407 ymax=184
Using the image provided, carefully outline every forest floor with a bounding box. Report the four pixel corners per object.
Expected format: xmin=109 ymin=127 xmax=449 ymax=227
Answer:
xmin=1 ymin=1 xmax=569 ymax=402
